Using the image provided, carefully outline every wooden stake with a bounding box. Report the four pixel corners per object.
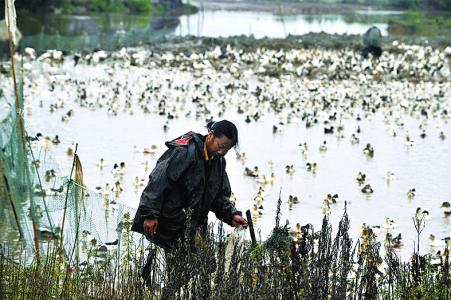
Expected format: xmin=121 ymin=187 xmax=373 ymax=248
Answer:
xmin=246 ymin=210 xmax=256 ymax=247
xmin=59 ymin=143 xmax=78 ymax=247
xmin=6 ymin=4 xmax=26 ymax=153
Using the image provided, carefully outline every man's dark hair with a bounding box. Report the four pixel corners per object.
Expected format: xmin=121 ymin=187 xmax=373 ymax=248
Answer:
xmin=206 ymin=120 xmax=239 ymax=148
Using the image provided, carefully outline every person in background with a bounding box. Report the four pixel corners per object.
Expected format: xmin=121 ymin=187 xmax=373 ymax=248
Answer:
xmin=361 ymin=26 xmax=382 ymax=59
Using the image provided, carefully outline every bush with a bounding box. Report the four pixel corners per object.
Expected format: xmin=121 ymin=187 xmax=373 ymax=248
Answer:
xmin=1 ymin=208 xmax=449 ymax=299
xmin=392 ymin=0 xmax=418 ymax=9
xmin=127 ymin=0 xmax=153 ymax=13
xmin=89 ymin=0 xmax=126 ymax=12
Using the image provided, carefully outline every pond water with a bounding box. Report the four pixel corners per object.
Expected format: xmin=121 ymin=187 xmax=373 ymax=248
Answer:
xmin=176 ymin=10 xmax=388 ymax=38
xmin=2 ymin=3 xmax=450 ymax=260
xmin=2 ymin=48 xmax=445 ymax=260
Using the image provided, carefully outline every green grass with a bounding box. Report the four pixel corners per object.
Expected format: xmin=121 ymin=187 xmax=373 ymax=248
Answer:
xmin=87 ymin=0 xmax=170 ymax=14
xmin=1 ymin=206 xmax=449 ymax=299
xmin=90 ymin=0 xmax=126 ymax=12
xmin=389 ymin=9 xmax=451 ymax=36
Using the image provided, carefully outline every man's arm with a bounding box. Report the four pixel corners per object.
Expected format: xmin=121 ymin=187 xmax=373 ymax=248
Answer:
xmin=210 ymin=167 xmax=247 ymax=227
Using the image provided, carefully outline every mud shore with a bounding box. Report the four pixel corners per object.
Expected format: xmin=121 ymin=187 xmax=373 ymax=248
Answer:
xmin=142 ymin=32 xmax=450 ymax=56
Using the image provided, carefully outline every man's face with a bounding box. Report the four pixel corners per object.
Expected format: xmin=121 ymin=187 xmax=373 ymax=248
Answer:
xmin=206 ymin=132 xmax=233 ymax=158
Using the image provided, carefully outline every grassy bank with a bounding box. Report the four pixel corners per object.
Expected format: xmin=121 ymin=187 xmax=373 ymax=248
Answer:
xmin=387 ymin=9 xmax=451 ymax=36
xmin=1 ymin=206 xmax=449 ymax=299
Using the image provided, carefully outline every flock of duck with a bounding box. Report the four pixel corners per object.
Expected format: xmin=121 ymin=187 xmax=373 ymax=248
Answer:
xmin=1 ymin=40 xmax=450 ymax=257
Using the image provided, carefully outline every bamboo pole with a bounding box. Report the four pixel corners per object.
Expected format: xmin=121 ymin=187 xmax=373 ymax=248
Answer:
xmin=67 ymin=154 xmax=84 ymax=267
xmin=277 ymin=0 xmax=287 ymax=37
xmin=0 ymin=159 xmax=24 ymax=239
xmin=0 ymin=159 xmax=5 ymax=203
xmin=59 ymin=143 xmax=78 ymax=246
xmin=6 ymin=1 xmax=26 ymax=154
xmin=6 ymin=0 xmax=40 ymax=263
xmin=27 ymin=140 xmax=54 ymax=230
xmin=56 ymin=144 xmax=78 ymax=298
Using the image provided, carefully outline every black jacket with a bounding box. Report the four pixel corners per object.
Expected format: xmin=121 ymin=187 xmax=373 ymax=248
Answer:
xmin=131 ymin=131 xmax=241 ymax=248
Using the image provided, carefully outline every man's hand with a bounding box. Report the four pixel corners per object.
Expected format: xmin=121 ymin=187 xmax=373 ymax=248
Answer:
xmin=231 ymin=214 xmax=248 ymax=228
xmin=144 ymin=219 xmax=158 ymax=236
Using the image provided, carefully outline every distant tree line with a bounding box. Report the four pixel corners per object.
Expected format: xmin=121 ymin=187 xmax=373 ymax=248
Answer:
xmin=0 ymin=0 xmax=184 ymax=16
xmin=258 ymin=0 xmax=450 ymax=10
xmin=1 ymin=0 xmax=72 ymax=14
xmin=0 ymin=0 xmax=449 ymax=17
xmin=343 ymin=0 xmax=451 ymax=10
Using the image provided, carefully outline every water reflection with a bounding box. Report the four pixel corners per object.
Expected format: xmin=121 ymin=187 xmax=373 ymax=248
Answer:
xmin=151 ymin=16 xmax=180 ymax=30
xmin=14 ymin=9 xmax=398 ymax=52
xmin=63 ymin=16 xmax=99 ymax=35
xmin=19 ymin=22 xmax=178 ymax=52
xmin=177 ymin=11 xmax=387 ymax=38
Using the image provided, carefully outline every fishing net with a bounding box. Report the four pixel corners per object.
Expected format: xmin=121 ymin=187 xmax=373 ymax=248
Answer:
xmin=19 ymin=25 xmax=174 ymax=53
xmin=0 ymin=69 xmax=138 ymax=263
xmin=0 ymin=76 xmax=35 ymax=254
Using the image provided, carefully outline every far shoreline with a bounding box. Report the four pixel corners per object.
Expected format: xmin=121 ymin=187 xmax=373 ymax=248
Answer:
xmin=192 ymin=0 xmax=445 ymax=15
xmin=1 ymin=32 xmax=446 ymax=60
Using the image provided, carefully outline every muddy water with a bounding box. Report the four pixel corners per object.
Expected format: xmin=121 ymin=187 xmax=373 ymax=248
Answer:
xmin=17 ymin=56 xmax=451 ymax=259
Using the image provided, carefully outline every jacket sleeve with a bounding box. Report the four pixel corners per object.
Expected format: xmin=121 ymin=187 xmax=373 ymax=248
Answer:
xmin=138 ymin=146 xmax=193 ymax=220
xmin=210 ymin=164 xmax=241 ymax=226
